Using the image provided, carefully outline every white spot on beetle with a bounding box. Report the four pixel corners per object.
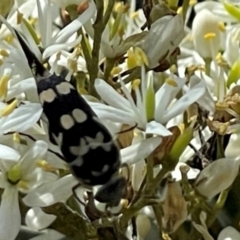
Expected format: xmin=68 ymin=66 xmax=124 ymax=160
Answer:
xmin=101 ymin=164 xmax=109 ymax=173
xmin=56 ymin=82 xmax=74 ymax=94
xmin=39 ymin=89 xmax=56 ymax=104
xmin=91 ymin=170 xmax=102 ymax=177
xmin=69 ymin=155 xmax=83 ymax=167
xmin=60 ymin=114 xmax=74 ymax=129
xmin=72 ymin=108 xmax=87 ymax=123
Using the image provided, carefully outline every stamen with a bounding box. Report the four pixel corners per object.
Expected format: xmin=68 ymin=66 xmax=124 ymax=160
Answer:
xmin=218 ymin=22 xmax=225 ymax=32
xmin=0 ymin=69 xmax=11 ymax=99
xmin=17 ymin=11 xmax=23 ymax=24
xmin=0 ymin=49 xmax=9 ymax=57
xmin=111 ymin=66 xmax=122 ymax=75
xmin=134 ymin=47 xmax=149 ymax=67
xmin=1 ymin=99 xmax=18 ymax=116
xmin=17 ymin=180 xmax=29 ymax=190
xmin=165 ymin=78 xmax=178 ymax=87
xmin=13 ymin=133 xmax=21 ymax=144
xmin=204 ymin=32 xmax=216 ymax=40
xmin=132 ymin=79 xmax=140 ymax=90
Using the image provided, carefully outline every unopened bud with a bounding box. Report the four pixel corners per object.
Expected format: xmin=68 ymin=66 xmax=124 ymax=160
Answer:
xmin=194 ymin=158 xmax=240 ymax=199
xmin=136 ymin=214 xmax=151 ymax=240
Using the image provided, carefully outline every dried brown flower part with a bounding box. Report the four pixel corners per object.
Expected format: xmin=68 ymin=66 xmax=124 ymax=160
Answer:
xmin=161 ymin=181 xmax=188 ymax=234
xmin=117 ymin=124 xmax=134 ymax=149
xmin=207 ymin=120 xmax=230 ymax=135
xmin=152 ymin=126 xmax=180 ymax=165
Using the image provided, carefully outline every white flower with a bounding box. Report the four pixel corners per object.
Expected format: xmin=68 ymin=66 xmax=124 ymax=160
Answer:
xmin=192 ymin=9 xmax=221 ymax=59
xmin=0 ymin=140 xmax=56 ymax=240
xmin=91 ymin=74 xmax=206 ymax=137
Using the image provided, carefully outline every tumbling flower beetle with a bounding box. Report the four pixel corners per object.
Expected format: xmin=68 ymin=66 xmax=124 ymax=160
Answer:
xmin=14 ymin=30 xmax=126 ymax=207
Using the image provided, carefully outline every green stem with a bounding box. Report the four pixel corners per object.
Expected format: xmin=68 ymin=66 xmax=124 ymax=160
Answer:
xmin=152 ymin=204 xmax=163 ymax=240
xmin=182 ymin=0 xmax=190 ymax=22
xmin=103 ymin=58 xmax=117 ymax=82
xmin=89 ymin=0 xmax=115 ymax=95
xmin=216 ymin=135 xmax=225 ymax=159
xmin=204 ymin=57 xmax=212 ymax=77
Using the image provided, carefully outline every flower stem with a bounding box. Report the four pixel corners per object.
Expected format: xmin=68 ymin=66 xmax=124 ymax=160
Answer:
xmin=182 ymin=0 xmax=190 ymax=22
xmin=89 ymin=0 xmax=115 ymax=95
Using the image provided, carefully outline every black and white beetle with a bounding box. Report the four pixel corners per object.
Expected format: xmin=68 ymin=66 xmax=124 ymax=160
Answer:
xmin=14 ymin=30 xmax=126 ymax=206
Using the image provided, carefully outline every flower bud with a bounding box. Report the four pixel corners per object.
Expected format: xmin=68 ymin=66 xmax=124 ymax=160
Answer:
xmin=136 ymin=214 xmax=151 ymax=240
xmin=162 ymin=181 xmax=188 ymax=233
xmin=218 ymin=226 xmax=240 ymax=240
xmin=194 ymin=158 xmax=240 ymax=199
xmin=192 ymin=9 xmax=221 ymax=59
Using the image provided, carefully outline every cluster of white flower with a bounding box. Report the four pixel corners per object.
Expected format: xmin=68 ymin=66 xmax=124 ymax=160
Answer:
xmin=0 ymin=0 xmax=239 ymax=239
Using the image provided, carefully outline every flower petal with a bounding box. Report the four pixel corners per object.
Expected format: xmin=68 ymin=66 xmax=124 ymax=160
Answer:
xmin=121 ymin=137 xmax=162 ymax=165
xmin=23 ymin=175 xmax=78 ymax=207
xmin=52 ymin=1 xmax=96 ymax=44
xmin=161 ymin=78 xmax=206 ymax=123
xmin=0 ymin=102 xmax=43 ymax=134
xmin=19 ymin=140 xmax=48 ymax=174
xmin=155 ymin=77 xmax=185 ymax=122
xmin=90 ymin=102 xmax=136 ymax=125
xmin=145 ymin=121 xmax=172 ymax=136
xmin=26 ymin=207 xmax=56 ymax=231
xmin=0 ymin=187 xmax=20 ymax=240
xmin=95 ymin=79 xmax=131 ymax=111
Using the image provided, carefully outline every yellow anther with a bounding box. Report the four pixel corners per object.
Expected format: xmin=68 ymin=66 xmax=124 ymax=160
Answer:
xmin=177 ymin=6 xmax=183 ymax=14
xmin=0 ymin=72 xmax=11 ymax=99
xmin=1 ymin=99 xmax=18 ymax=116
xmin=13 ymin=132 xmax=21 ymax=144
xmin=118 ymin=25 xmax=125 ymax=38
xmin=29 ymin=17 xmax=37 ymax=25
xmin=216 ymin=52 xmax=222 ymax=62
xmin=127 ymin=50 xmax=137 ymax=69
xmin=134 ymin=47 xmax=149 ymax=67
xmin=178 ymin=123 xmax=185 ymax=133
xmin=17 ymin=11 xmax=23 ymax=24
xmin=0 ymin=49 xmax=9 ymax=57
xmin=165 ymin=78 xmax=178 ymax=87
xmin=114 ymin=2 xmax=122 ymax=12
xmin=215 ymin=102 xmax=229 ymax=110
xmin=131 ymin=11 xmax=139 ymax=19
xmin=36 ymin=159 xmax=56 ymax=172
xmin=189 ymin=0 xmax=197 ymax=6
xmin=132 ymin=79 xmax=141 ymax=90
xmin=68 ymin=58 xmax=77 ymax=72
xmin=111 ymin=66 xmax=122 ymax=75
xmin=170 ymin=64 xmax=177 ymax=73
xmin=219 ymin=122 xmax=229 ymax=135
xmin=218 ymin=22 xmax=225 ymax=32
xmin=0 ymin=59 xmax=3 ymax=66
xmin=78 ymin=87 xmax=88 ymax=95
xmin=122 ymin=4 xmax=130 ymax=13
xmin=204 ymin=32 xmax=216 ymax=40
xmin=4 ymin=34 xmax=14 ymax=43
xmin=17 ymin=180 xmax=29 ymax=190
